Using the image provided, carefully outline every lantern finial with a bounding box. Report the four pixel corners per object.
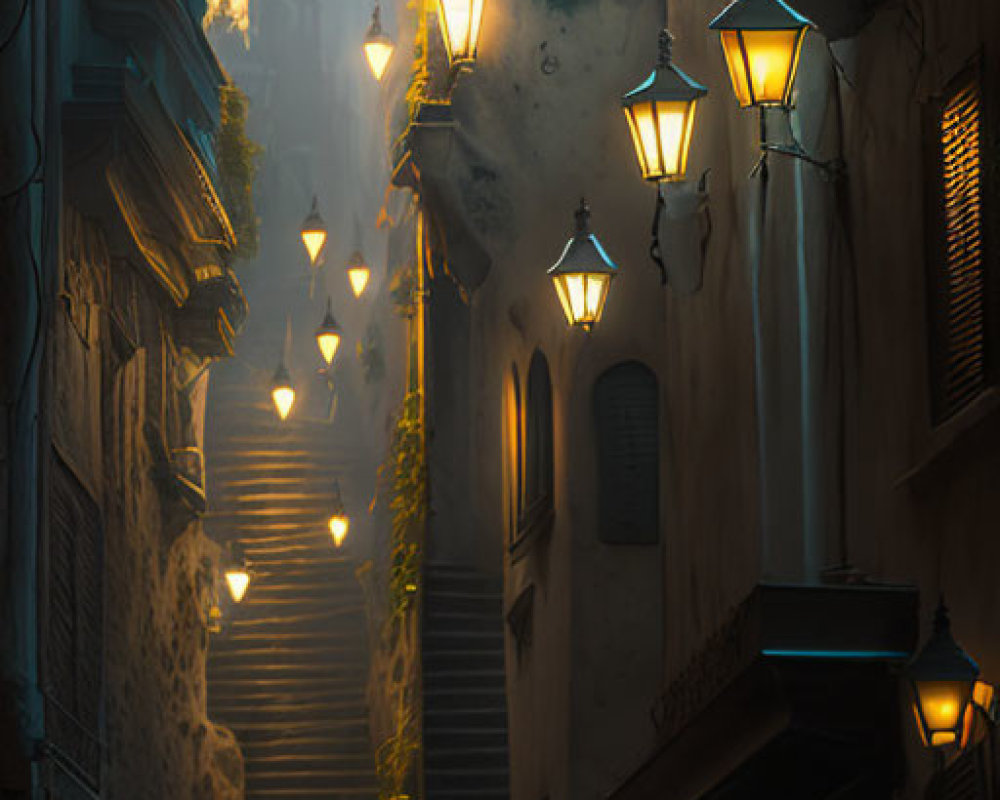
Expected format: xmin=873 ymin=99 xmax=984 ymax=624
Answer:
xmin=657 ymin=28 xmax=674 ymax=68
xmin=574 ymin=198 xmax=591 ymax=233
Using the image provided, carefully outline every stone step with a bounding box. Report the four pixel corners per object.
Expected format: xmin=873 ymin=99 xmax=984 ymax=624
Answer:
xmin=426 ymin=767 xmax=510 ymax=792
xmin=424 ymin=648 xmax=505 ymax=672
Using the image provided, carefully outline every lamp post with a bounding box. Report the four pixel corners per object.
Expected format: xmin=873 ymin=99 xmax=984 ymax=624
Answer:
xmin=436 ymin=0 xmax=486 ymax=69
xmin=300 ymin=196 xmax=328 ymax=267
xmin=346 ymin=250 xmax=371 ymax=298
xmin=907 ymin=600 xmax=980 ymax=749
xmin=364 ymin=3 xmax=395 ymax=81
xmin=548 ymin=198 xmax=618 ymax=331
xmin=708 ymin=0 xmax=813 ymax=110
xmin=328 ymin=479 xmax=349 ymax=547
xmin=315 ymin=298 xmax=342 ymax=366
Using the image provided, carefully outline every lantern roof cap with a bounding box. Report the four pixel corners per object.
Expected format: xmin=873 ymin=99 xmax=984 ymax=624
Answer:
xmin=548 ymin=199 xmax=619 ymax=278
xmin=624 ymin=30 xmax=707 ymax=105
xmin=331 ymin=479 xmax=345 ymax=514
xmin=301 ymin=196 xmax=327 ymax=233
xmin=272 ymin=361 xmax=292 ymax=389
xmin=347 ymin=250 xmax=366 ymax=268
xmin=709 ymin=0 xmax=815 ymax=31
xmin=365 ymin=5 xmax=393 ymax=47
xmin=906 ymin=600 xmax=980 ymax=683
xmin=316 ymin=298 xmax=342 ymax=336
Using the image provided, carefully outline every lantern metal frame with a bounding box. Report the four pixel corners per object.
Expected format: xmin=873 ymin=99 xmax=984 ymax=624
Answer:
xmin=708 ymin=0 xmax=813 ymax=110
xmin=435 ymin=0 xmax=485 ymax=70
xmin=223 ymin=543 xmax=253 ymax=604
xmin=547 ymin=198 xmax=619 ymax=332
xmin=328 ymin=479 xmax=350 ymax=547
xmin=622 ymin=29 xmax=707 ymax=184
xmin=271 ymin=360 xmax=295 ymax=420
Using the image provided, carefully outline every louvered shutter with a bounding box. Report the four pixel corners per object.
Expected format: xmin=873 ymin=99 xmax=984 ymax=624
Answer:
xmin=46 ymin=455 xmax=103 ymax=787
xmin=929 ymin=75 xmax=990 ymax=422
xmin=594 ymin=362 xmax=659 ymax=544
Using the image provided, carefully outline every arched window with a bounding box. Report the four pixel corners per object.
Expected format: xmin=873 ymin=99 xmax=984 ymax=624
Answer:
xmin=521 ymin=351 xmax=554 ymax=539
xmin=503 ymin=363 xmax=522 ymax=543
xmin=593 ymin=362 xmax=659 ymax=544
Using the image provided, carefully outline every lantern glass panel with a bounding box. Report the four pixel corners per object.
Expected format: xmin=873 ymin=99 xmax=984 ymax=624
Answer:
xmin=317 ymin=331 xmax=341 ymax=365
xmin=348 ymin=266 xmax=371 ymax=297
xmin=365 ymin=40 xmax=394 ymax=80
xmin=720 ymin=28 xmax=804 ymax=107
xmin=553 ymin=272 xmax=611 ymax=329
xmin=224 ymin=569 xmax=250 ymax=603
xmin=914 ymin=679 xmax=973 ymax=746
xmin=302 ymin=230 xmax=327 ymax=265
xmin=272 ymin=386 xmax=295 ymax=420
xmin=438 ymin=0 xmax=484 ymax=64
xmin=625 ymin=99 xmax=699 ymax=182
xmin=329 ymin=515 xmax=349 ymax=547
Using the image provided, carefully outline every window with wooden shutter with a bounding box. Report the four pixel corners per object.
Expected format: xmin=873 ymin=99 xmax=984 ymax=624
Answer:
xmin=46 ymin=454 xmax=103 ymax=788
xmin=927 ymin=67 xmax=996 ymax=423
xmin=594 ymin=362 xmax=659 ymax=545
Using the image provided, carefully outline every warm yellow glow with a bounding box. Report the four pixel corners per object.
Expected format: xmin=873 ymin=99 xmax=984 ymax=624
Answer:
xmin=224 ymin=569 xmax=250 ymax=603
xmin=625 ymin=100 xmax=698 ymax=182
xmin=436 ymin=0 xmax=485 ymax=65
xmin=365 ymin=40 xmax=394 ymax=81
xmin=961 ymin=681 xmax=995 ymax=747
xmin=719 ymin=29 xmax=805 ymax=107
xmin=302 ymin=230 xmax=327 ymax=266
xmin=317 ymin=331 xmax=341 ymax=365
xmin=328 ymin=514 xmax=349 ymax=547
xmin=348 ymin=266 xmax=371 ymax=297
xmin=272 ymin=387 xmax=295 ymax=420
xmin=204 ymin=0 xmax=249 ymax=38
xmin=552 ymin=272 xmax=610 ymax=329
xmin=914 ymin=679 xmax=971 ymax=746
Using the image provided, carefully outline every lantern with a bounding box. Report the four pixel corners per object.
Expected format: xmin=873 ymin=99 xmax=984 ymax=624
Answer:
xmin=300 ymin=196 xmax=328 ymax=266
xmin=623 ymin=29 xmax=707 ymax=183
xmin=315 ymin=299 xmax=342 ymax=365
xmin=328 ymin=480 xmax=349 ymax=547
xmin=436 ymin=0 xmax=485 ymax=68
xmin=548 ymin=199 xmax=618 ymax=331
xmin=224 ymin=562 xmax=251 ymax=603
xmin=364 ymin=3 xmax=394 ymax=81
xmin=708 ymin=0 xmax=814 ymax=109
xmin=271 ymin=362 xmax=295 ymax=421
xmin=346 ymin=250 xmax=371 ymax=298
xmin=907 ymin=600 xmax=980 ymax=749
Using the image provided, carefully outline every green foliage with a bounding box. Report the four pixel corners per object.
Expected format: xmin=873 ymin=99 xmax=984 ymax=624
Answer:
xmin=389 ymin=266 xmax=418 ymax=318
xmin=387 ymin=391 xmax=425 ymax=617
xmin=371 ymin=390 xmax=427 ymax=800
xmin=216 ymin=84 xmax=262 ymax=260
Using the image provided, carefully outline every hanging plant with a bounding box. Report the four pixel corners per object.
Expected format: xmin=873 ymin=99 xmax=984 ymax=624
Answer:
xmin=216 ymin=84 xmax=262 ymax=260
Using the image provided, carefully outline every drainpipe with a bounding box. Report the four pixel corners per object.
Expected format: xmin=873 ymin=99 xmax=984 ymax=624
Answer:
xmin=0 ymin=0 xmax=49 ymax=791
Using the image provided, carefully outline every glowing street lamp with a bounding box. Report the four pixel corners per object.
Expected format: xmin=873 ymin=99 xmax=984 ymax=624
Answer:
xmin=224 ymin=550 xmax=251 ymax=604
xmin=271 ymin=362 xmax=295 ymax=421
xmin=328 ymin=480 xmax=349 ymax=547
xmin=907 ymin=600 xmax=980 ymax=749
xmin=548 ymin=199 xmax=618 ymax=331
xmin=364 ymin=3 xmax=395 ymax=81
xmin=436 ymin=0 xmax=485 ymax=68
xmin=315 ymin=299 xmax=342 ymax=365
xmin=709 ymin=0 xmax=814 ymax=109
xmin=301 ymin=196 xmax=328 ymax=266
xmin=623 ymin=29 xmax=707 ymax=183
xmin=346 ymin=250 xmax=371 ymax=298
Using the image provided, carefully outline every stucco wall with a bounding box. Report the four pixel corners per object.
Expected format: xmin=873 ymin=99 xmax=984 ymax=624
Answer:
xmin=404 ymin=0 xmax=1000 ymax=794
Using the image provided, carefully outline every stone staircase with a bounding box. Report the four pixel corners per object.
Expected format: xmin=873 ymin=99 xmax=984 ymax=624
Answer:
xmin=205 ymin=369 xmax=379 ymax=800
xmin=423 ymin=564 xmax=510 ymax=800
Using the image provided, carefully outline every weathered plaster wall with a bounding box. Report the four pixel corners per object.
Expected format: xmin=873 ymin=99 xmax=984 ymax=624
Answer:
xmin=403 ymin=0 xmax=1000 ymax=794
